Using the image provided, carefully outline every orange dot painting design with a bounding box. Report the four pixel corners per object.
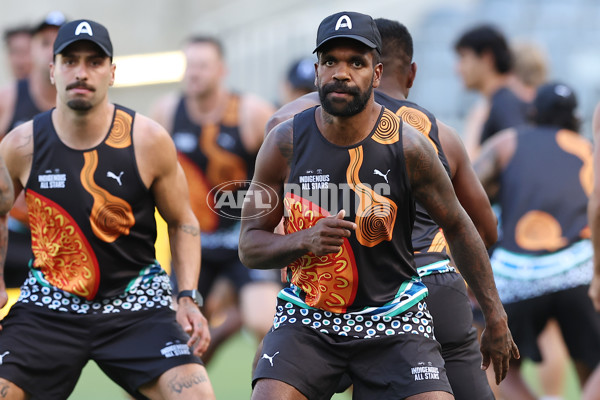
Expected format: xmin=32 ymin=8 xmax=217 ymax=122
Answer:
xmin=372 ymin=108 xmax=400 ymax=144
xmin=105 ymin=109 xmax=133 ymax=149
xmin=347 ymin=146 xmax=398 ymax=247
xmin=81 ymin=150 xmax=136 ymax=243
xmin=284 ymin=193 xmax=358 ymax=313
xmin=396 ymin=106 xmax=438 ymax=154
xmin=26 ymin=190 xmax=100 ymax=300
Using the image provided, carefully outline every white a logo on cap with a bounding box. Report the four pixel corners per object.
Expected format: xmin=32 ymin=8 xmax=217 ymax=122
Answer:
xmin=335 ymin=15 xmax=352 ymax=31
xmin=75 ymin=22 xmax=93 ymax=37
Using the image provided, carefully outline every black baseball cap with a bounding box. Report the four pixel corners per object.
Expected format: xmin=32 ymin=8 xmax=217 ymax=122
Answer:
xmin=314 ymin=11 xmax=382 ymax=54
xmin=32 ymin=11 xmax=66 ymax=35
xmin=53 ymin=19 xmax=113 ymax=58
xmin=287 ymin=57 xmax=316 ymax=91
xmin=534 ymin=82 xmax=577 ymax=117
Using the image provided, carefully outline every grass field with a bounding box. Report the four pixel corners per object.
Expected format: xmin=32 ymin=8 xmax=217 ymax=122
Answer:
xmin=67 ymin=330 xmax=581 ymax=400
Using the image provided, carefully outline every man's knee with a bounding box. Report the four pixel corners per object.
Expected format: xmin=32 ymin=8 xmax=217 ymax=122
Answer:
xmin=0 ymin=378 xmax=28 ymax=400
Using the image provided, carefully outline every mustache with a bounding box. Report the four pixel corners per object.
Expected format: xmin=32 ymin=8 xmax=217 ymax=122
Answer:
xmin=66 ymin=82 xmax=95 ymax=91
xmin=322 ymin=82 xmax=360 ymax=96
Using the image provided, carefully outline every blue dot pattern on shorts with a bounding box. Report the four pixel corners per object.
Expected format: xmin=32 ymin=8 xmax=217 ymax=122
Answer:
xmin=18 ymin=271 xmax=173 ymax=314
xmin=273 ymin=300 xmax=435 ymax=339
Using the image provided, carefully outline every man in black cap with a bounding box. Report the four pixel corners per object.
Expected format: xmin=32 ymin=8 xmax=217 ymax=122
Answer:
xmin=280 ymin=56 xmax=317 ymax=105
xmin=0 ymin=11 xmax=66 ymax=296
xmin=474 ymin=82 xmax=600 ymax=399
xmin=0 ymin=19 xmax=216 ymax=399
xmin=240 ymin=11 xmax=516 ymax=400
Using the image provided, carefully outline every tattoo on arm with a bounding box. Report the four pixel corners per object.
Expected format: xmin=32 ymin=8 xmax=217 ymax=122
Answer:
xmin=167 ymin=372 xmax=208 ymax=394
xmin=179 ymin=224 xmax=200 ymax=236
xmin=274 ymin=121 xmax=294 ymax=166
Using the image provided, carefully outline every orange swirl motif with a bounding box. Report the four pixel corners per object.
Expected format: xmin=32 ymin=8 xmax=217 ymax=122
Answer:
xmin=81 ymin=150 xmax=135 ymax=242
xmin=105 ymin=109 xmax=133 ymax=149
xmin=26 ymin=190 xmax=100 ymax=300
xmin=515 ymin=210 xmax=567 ymax=252
xmin=372 ymin=108 xmax=400 ymax=144
xmin=284 ymin=193 xmax=358 ymax=313
xmin=347 ymin=146 xmax=397 ymax=247
xmin=396 ymin=106 xmax=438 ymax=154
xmin=555 ymin=129 xmax=593 ymax=196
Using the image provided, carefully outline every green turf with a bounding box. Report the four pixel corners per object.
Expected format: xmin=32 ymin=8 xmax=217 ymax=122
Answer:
xmin=68 ymin=332 xmax=580 ymax=399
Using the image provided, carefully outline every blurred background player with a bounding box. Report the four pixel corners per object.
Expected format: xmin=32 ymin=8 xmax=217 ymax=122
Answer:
xmin=454 ymin=24 xmax=529 ymax=160
xmin=0 ymin=11 xmax=65 ymax=291
xmin=151 ymin=35 xmax=279 ymax=364
xmin=279 ymin=56 xmax=316 ymax=106
xmin=474 ymin=82 xmax=600 ymax=400
xmin=3 ymin=24 xmax=32 ymax=81
xmin=458 ymin=33 xmax=568 ymax=399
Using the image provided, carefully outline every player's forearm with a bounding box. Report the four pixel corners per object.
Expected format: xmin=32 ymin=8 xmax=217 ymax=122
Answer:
xmin=588 ymin=194 xmax=600 ymax=275
xmin=169 ymin=221 xmax=201 ymax=291
xmin=445 ymin=218 xmax=507 ymax=323
xmin=0 ymin=160 xmax=13 ymax=216
xmin=239 ymin=228 xmax=308 ymax=270
xmin=0 ymin=214 xmax=8 ymax=287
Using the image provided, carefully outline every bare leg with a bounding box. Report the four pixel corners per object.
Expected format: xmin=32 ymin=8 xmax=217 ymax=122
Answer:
xmin=202 ymin=278 xmax=243 ymax=365
xmin=537 ymin=319 xmax=568 ymax=398
xmin=240 ymin=281 xmax=280 ymax=341
xmin=582 ymin=363 xmax=600 ymax=400
xmin=0 ymin=378 xmax=28 ymax=400
xmin=498 ymin=359 xmax=536 ymax=400
xmin=251 ymin=378 xmax=307 ymax=400
xmin=405 ymin=391 xmax=454 ymax=399
xmin=139 ymin=363 xmax=215 ymax=400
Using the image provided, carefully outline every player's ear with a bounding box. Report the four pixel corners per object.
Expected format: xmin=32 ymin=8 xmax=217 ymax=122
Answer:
xmin=406 ymin=62 xmax=417 ymax=89
xmin=49 ymin=62 xmax=55 ymax=85
xmin=109 ymin=63 xmax=116 ymax=86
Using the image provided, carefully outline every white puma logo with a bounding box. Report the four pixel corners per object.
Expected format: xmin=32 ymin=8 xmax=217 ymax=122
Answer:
xmin=107 ymin=171 xmax=124 ymax=186
xmin=0 ymin=351 xmax=10 ymax=365
xmin=373 ymin=169 xmax=391 ymax=183
xmin=261 ymin=351 xmax=280 ymax=367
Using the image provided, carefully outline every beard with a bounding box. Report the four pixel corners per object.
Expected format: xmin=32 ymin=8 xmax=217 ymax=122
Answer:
xmin=318 ymin=76 xmax=373 ymax=117
xmin=67 ymin=99 xmax=93 ymax=111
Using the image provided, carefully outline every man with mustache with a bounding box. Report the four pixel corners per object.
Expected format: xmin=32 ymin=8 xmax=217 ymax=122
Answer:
xmin=0 ymin=19 xmax=215 ymax=399
xmin=239 ymin=11 xmax=517 ymax=400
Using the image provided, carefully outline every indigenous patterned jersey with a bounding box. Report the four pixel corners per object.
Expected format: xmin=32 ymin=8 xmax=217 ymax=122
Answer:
xmin=498 ymin=126 xmax=591 ymax=255
xmin=375 ymin=91 xmax=452 ymax=272
xmin=25 ymin=105 xmax=158 ymax=300
xmin=7 ymin=79 xmax=42 ymax=133
xmin=280 ymin=106 xmax=426 ymax=315
xmin=171 ymin=94 xmax=255 ymax=260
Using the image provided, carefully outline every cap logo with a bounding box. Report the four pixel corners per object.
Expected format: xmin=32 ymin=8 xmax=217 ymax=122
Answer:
xmin=555 ymin=84 xmax=571 ymax=98
xmin=335 ymin=15 xmax=352 ymax=31
xmin=75 ymin=22 xmax=93 ymax=37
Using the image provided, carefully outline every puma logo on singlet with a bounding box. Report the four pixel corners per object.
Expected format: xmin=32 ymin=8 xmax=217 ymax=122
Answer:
xmin=261 ymin=351 xmax=280 ymax=366
xmin=373 ymin=169 xmax=390 ymax=183
xmin=0 ymin=351 xmax=10 ymax=365
xmin=107 ymin=171 xmax=124 ymax=186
